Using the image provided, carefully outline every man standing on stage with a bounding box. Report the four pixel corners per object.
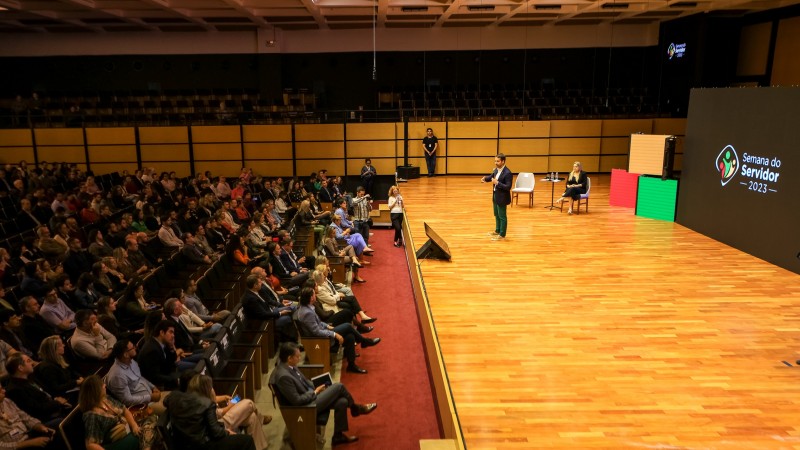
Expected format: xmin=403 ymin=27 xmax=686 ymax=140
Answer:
xmin=480 ymin=153 xmax=512 ymax=241
xmin=422 ymin=128 xmax=438 ymax=177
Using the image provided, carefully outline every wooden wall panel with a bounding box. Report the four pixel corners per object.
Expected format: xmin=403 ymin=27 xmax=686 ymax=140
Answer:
xmin=88 ymin=146 xmax=137 ymax=162
xmin=550 ymin=120 xmax=601 ymax=137
xmin=347 ymin=158 xmax=396 ymax=177
xmin=295 ymin=142 xmax=344 ymax=159
xmin=549 ymin=138 xmax=601 ymax=155
xmin=502 ymin=156 xmax=549 ymax=173
xmin=401 ymin=142 xmax=443 ymax=159
xmin=600 ymin=155 xmax=629 ymax=172
xmin=0 ymin=129 xmax=33 ymax=146
xmin=446 ymin=139 xmax=497 ymax=156
xmin=242 ymin=125 xmax=292 ymax=142
xmin=771 ymin=16 xmax=800 ymax=86
xmin=191 ymin=126 xmax=240 ymax=143
xmin=652 ymin=118 xmax=687 ymax=136
xmin=347 ymin=141 xmax=395 ymax=158
xmin=85 ymin=127 xmax=135 ymax=145
xmin=34 ymin=128 xmax=83 ymax=145
xmin=346 ymin=123 xmax=396 ymax=140
xmin=246 ymin=160 xmax=294 ymax=177
xmin=550 ymin=155 xmax=600 ymax=172
xmin=243 ymin=143 xmax=293 ymax=160
xmin=448 ymin=121 xmax=498 ymax=138
xmin=140 ymin=161 xmax=191 ymax=177
xmin=406 ymin=123 xmax=445 ymax=141
xmin=295 ymin=124 xmax=343 ymax=141
xmin=193 ymin=143 xmax=241 ymax=161
xmin=38 ymin=146 xmax=85 ymax=163
xmin=601 ymin=119 xmax=652 ymax=136
xmin=447 ymin=157 xmax=494 ymax=174
xmin=498 ymin=121 xmax=551 ymax=138
xmin=600 ymin=137 xmax=630 ymax=155
xmin=296 ymin=159 xmax=344 ymax=177
xmin=139 ymin=127 xmax=188 ymax=144
xmin=194 ymin=161 xmax=239 ymax=177
xmin=498 ymin=139 xmax=549 ymax=155
xmin=140 ymin=145 xmax=189 ymax=162
xmin=90 ymin=162 xmax=139 ymax=175
xmin=0 ymin=147 xmax=35 ymax=163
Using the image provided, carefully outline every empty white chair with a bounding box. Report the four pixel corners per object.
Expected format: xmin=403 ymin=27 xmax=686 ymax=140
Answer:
xmin=511 ymin=172 xmax=535 ymax=207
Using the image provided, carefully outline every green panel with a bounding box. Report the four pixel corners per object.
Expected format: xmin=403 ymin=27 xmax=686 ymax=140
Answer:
xmin=636 ymin=176 xmax=678 ymax=222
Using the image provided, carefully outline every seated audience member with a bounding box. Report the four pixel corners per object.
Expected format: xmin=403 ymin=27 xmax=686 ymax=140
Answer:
xmin=34 ymin=336 xmax=83 ymax=403
xmin=180 ymin=279 xmax=230 ymax=323
xmin=0 ymin=383 xmax=59 ymax=450
xmin=189 ymin=373 xmax=269 ymax=450
xmin=136 ymin=320 xmax=184 ymax=390
xmin=330 ymin=214 xmax=372 ymax=256
xmin=70 ymin=309 xmax=116 ymax=361
xmin=163 ymin=297 xmax=221 ymax=341
xmin=312 ymin=269 xmax=373 ymax=331
xmin=73 ymin=272 xmax=101 ymax=309
xmin=36 ymin=225 xmax=67 ymax=261
xmin=193 ymin=223 xmax=218 ymax=256
xmin=79 ymin=374 xmax=156 ymax=450
xmin=164 ymin=374 xmax=256 ymax=450
xmin=5 ymin=354 xmax=70 ymax=428
xmin=87 ymin=229 xmax=114 ymax=259
xmin=267 ymin=242 xmax=308 ymax=288
xmin=39 ymin=287 xmax=76 ymax=334
xmin=117 ymin=280 xmax=155 ymax=331
xmin=113 ymin=247 xmax=145 ymax=280
xmin=53 ymin=274 xmax=79 ymax=311
xmin=96 ymin=296 xmax=143 ymax=342
xmin=17 ymin=297 xmax=51 ymax=355
xmin=106 ymin=339 xmax=169 ymax=415
xmin=181 ymin=233 xmax=212 ymax=265
xmin=20 ymin=261 xmax=50 ymax=299
xmin=63 ymin=237 xmax=95 ymax=283
xmin=125 ymin=237 xmax=155 ymax=273
xmin=158 ymin=215 xmax=184 ymax=248
xmin=270 ymin=342 xmax=376 ymax=446
xmin=280 ymin=238 xmax=316 ymax=271
xmin=295 ymin=287 xmax=380 ymax=374
xmin=0 ymin=309 xmax=35 ymax=358
xmin=240 ymin=273 xmax=295 ymax=342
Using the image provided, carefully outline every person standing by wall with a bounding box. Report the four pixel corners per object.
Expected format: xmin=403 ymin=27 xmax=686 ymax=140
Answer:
xmin=480 ymin=153 xmax=512 ymax=241
xmin=422 ymin=128 xmax=438 ymax=177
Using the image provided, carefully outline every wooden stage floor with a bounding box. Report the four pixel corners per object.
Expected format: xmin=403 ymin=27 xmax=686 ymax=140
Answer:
xmin=401 ymin=175 xmax=800 ymax=450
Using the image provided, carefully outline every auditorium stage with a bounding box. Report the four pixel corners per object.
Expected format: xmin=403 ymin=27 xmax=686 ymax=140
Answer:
xmin=401 ymin=175 xmax=800 ymax=450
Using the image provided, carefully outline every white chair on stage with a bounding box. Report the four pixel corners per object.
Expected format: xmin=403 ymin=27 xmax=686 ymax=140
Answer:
xmin=511 ymin=172 xmax=535 ymax=207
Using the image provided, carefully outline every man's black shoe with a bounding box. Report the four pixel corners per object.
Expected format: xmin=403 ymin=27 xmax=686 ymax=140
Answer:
xmin=351 ymin=403 xmax=377 ymax=417
xmin=361 ymin=337 xmax=381 ymax=348
xmin=346 ymin=365 xmax=367 ymax=374
xmin=332 ymin=433 xmax=359 ymax=445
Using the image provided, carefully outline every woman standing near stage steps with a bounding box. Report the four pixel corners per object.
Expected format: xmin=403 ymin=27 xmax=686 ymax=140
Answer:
xmin=388 ymin=185 xmax=404 ymax=247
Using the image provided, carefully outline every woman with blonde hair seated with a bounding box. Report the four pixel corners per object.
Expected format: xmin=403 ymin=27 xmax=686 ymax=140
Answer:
xmin=322 ymin=225 xmax=367 ymax=270
xmin=555 ymin=161 xmax=588 ymax=215
xmin=312 ymin=268 xmax=374 ymax=331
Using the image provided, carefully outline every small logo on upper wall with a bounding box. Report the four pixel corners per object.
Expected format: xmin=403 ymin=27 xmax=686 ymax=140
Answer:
xmin=716 ymin=144 xmax=739 ymax=186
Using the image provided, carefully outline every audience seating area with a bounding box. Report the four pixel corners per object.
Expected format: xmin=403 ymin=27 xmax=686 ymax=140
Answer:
xmin=0 ymin=161 xmax=374 ymax=450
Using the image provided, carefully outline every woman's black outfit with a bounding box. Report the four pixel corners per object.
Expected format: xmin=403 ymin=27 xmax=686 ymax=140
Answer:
xmin=563 ymin=171 xmax=588 ymax=200
xmin=33 ymin=360 xmax=81 ymax=403
xmin=164 ymin=391 xmax=255 ymax=450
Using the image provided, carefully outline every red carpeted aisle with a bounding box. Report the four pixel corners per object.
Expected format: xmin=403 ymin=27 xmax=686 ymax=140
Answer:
xmin=339 ymin=228 xmax=441 ymax=449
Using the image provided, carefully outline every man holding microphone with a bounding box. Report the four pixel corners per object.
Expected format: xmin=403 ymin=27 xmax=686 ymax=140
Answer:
xmin=481 ymin=153 xmax=512 ymax=241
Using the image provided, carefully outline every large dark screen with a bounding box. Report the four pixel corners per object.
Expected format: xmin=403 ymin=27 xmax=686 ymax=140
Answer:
xmin=677 ymin=87 xmax=800 ymax=274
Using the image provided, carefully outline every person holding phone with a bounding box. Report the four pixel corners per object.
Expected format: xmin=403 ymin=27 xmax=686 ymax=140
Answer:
xmin=195 ymin=376 xmax=270 ymax=450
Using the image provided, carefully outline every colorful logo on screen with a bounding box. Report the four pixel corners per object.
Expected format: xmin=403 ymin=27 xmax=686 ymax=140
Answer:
xmin=715 ymin=144 xmax=738 ymax=186
xmin=667 ymin=42 xmax=686 ymax=60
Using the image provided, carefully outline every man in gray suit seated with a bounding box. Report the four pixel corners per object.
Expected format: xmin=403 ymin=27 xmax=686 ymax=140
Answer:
xmin=269 ymin=342 xmax=376 ymax=446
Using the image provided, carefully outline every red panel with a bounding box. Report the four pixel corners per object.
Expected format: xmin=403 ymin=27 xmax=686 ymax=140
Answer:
xmin=609 ymin=168 xmax=639 ymax=208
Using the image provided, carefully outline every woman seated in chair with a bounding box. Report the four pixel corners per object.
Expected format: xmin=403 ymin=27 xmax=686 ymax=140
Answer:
xmin=35 ymin=336 xmax=83 ymax=404
xmin=330 ymin=214 xmax=372 ymax=257
xmin=79 ymin=374 xmax=156 ymax=450
xmin=322 ymin=225 xmax=367 ymax=278
xmin=554 ymin=161 xmax=588 ymax=215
